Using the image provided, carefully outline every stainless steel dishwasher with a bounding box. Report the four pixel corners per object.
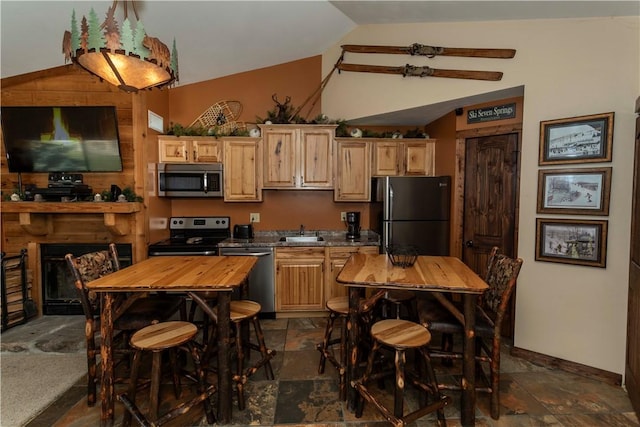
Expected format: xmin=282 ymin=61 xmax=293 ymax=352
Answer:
xmin=219 ymin=246 xmax=275 ymax=318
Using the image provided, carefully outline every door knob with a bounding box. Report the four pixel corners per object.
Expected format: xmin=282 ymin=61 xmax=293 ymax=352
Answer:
xmin=465 ymin=240 xmax=474 ymax=248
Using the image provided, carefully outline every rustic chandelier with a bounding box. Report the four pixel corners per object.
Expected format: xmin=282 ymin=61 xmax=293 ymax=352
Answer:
xmin=62 ymin=1 xmax=178 ymax=93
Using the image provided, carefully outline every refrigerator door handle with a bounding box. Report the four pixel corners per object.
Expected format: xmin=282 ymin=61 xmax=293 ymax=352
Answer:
xmin=384 ymin=221 xmax=392 ymax=251
xmin=387 ymin=180 xmax=393 ymax=221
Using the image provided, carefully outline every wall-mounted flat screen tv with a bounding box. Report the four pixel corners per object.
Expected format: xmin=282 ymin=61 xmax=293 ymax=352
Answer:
xmin=1 ymin=106 xmax=123 ymax=173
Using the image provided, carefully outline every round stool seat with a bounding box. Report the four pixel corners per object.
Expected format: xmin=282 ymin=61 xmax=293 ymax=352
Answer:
xmin=371 ymin=319 xmax=431 ymax=349
xmin=326 ymin=296 xmax=349 ymax=314
xmin=130 ymin=321 xmax=198 ymax=351
xmin=229 ymin=300 xmax=261 ymax=321
xmin=213 ymin=300 xmax=262 ymax=322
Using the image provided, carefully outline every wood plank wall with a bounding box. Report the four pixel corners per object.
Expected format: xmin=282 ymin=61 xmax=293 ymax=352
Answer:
xmin=1 ymin=65 xmax=152 ymax=314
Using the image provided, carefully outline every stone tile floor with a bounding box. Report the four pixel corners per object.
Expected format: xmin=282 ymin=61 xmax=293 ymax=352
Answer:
xmin=3 ymin=315 xmax=639 ymax=427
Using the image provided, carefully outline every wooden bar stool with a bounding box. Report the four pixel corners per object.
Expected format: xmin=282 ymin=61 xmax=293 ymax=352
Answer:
xmin=352 ymin=319 xmax=450 ymax=427
xmin=317 ymin=296 xmax=349 ymax=400
xmin=317 ymin=290 xmax=386 ymax=401
xmin=208 ymin=300 xmax=276 ymax=411
xmin=119 ymin=321 xmax=216 ymax=427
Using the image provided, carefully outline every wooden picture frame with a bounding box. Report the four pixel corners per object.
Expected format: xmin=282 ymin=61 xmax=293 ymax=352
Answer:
xmin=537 ymin=167 xmax=612 ymax=215
xmin=539 ymin=112 xmax=614 ymax=165
xmin=535 ymin=218 xmax=607 ymax=267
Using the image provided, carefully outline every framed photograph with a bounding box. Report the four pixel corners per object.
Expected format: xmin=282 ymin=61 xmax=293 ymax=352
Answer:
xmin=535 ymin=218 xmax=607 ymax=267
xmin=539 ymin=112 xmax=614 ymax=165
xmin=537 ymin=167 xmax=612 ymax=215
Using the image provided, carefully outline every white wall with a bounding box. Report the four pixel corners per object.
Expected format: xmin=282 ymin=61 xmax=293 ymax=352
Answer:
xmin=322 ymin=17 xmax=640 ymax=376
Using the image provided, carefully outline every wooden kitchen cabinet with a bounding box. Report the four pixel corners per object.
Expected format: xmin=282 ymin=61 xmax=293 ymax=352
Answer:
xmin=334 ymin=138 xmax=371 ymax=201
xmin=158 ymin=136 xmax=223 ymax=163
xmin=326 ymin=246 xmax=379 ymax=301
xmin=260 ymin=124 xmax=335 ymax=189
xmin=371 ymin=139 xmax=435 ymax=176
xmin=275 ymin=247 xmax=325 ymax=311
xmin=222 ymin=137 xmax=262 ymax=202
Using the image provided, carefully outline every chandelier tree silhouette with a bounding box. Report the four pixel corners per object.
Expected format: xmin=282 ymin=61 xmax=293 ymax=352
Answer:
xmin=63 ymin=1 xmax=178 ymax=92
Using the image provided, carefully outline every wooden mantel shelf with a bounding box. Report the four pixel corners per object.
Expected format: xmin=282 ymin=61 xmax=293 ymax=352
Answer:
xmin=1 ymin=202 xmax=142 ymax=236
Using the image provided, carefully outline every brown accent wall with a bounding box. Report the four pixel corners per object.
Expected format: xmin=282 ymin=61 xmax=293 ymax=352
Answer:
xmin=169 ymin=190 xmax=371 ymax=232
xmin=425 ymin=112 xmax=458 ymax=254
xmin=167 ymin=56 xmax=323 ymax=130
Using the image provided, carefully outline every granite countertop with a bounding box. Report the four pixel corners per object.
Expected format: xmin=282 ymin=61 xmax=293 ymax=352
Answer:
xmin=218 ymin=230 xmax=380 ymax=248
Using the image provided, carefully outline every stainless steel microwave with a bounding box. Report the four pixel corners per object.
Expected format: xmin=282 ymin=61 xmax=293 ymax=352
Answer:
xmin=157 ymin=163 xmax=223 ymax=197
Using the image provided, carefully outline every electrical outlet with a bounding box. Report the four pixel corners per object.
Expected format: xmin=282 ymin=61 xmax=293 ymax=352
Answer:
xmin=341 ymin=212 xmax=347 ymax=221
xmin=250 ymin=213 xmax=260 ymax=223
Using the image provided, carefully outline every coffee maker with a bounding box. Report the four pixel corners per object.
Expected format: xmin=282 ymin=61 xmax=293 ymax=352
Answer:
xmin=345 ymin=211 xmax=361 ymax=240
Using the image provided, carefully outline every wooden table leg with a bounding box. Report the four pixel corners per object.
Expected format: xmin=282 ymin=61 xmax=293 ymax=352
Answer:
xmin=461 ymin=294 xmax=477 ymax=426
xmin=216 ymin=292 xmax=232 ymax=423
xmin=100 ymin=292 xmax=115 ymax=427
xmin=346 ymin=286 xmax=361 ymax=411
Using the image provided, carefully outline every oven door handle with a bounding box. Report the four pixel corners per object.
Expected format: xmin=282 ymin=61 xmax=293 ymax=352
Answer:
xmin=222 ymin=252 xmax=271 ymax=257
xmin=149 ymin=251 xmax=219 ymax=256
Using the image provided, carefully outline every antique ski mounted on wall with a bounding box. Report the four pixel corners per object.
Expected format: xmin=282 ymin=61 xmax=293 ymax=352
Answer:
xmin=341 ymin=43 xmax=516 ymax=59
xmin=338 ymin=43 xmax=516 ymax=81
xmin=337 ymin=63 xmax=503 ymax=81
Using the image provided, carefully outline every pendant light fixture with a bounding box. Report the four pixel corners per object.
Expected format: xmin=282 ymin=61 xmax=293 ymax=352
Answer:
xmin=62 ymin=1 xmax=178 ymax=93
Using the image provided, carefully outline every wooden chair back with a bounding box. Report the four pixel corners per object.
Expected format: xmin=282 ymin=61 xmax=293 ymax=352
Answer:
xmin=65 ymin=247 xmax=118 ymax=321
xmin=479 ymin=246 xmax=524 ymax=331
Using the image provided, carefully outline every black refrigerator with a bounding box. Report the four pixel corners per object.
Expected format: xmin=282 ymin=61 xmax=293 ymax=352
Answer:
xmin=370 ymin=176 xmax=451 ymax=255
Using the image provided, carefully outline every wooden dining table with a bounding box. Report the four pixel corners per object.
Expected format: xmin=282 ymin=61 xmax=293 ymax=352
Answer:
xmin=336 ymin=253 xmax=489 ymax=427
xmin=85 ymin=255 xmax=258 ymax=427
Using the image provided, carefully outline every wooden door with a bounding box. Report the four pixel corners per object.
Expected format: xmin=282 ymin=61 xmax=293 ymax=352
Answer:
xmin=626 ymin=110 xmax=640 ymax=419
xmin=463 ymin=133 xmax=519 ymax=336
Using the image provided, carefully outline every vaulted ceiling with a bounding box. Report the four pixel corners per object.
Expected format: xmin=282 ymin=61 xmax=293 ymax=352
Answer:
xmin=2 ymin=1 xmax=638 ymax=124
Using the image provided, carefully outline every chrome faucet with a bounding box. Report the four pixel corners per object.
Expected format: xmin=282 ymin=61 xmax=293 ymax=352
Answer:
xmin=299 ymin=224 xmax=305 ymax=235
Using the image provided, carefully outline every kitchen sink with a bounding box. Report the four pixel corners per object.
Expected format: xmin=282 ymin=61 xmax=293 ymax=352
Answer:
xmin=279 ymin=236 xmax=324 ymax=243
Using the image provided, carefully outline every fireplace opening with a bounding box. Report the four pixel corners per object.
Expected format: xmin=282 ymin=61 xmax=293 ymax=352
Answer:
xmin=41 ymin=243 xmax=132 ymax=315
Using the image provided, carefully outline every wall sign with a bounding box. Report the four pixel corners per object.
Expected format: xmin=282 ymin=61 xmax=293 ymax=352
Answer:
xmin=467 ymin=103 xmax=516 ymax=124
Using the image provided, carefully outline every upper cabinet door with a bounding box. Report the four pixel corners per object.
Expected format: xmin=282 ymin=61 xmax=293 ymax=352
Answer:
xmin=158 ymin=137 xmax=189 ymax=162
xmin=158 ymin=136 xmax=224 ymax=163
xmin=334 ymin=139 xmax=371 ymax=202
xmin=372 ymin=141 xmax=401 ymax=176
xmin=261 ymin=125 xmax=336 ymax=189
xmin=192 ymin=139 xmax=223 ymax=163
xmin=300 ymin=128 xmax=333 ymax=188
xmin=262 ymin=126 xmax=297 ymax=188
xmin=404 ymin=140 xmax=435 ymax=176
xmin=371 ymin=139 xmax=435 ymax=176
xmin=223 ymin=138 xmax=262 ymax=202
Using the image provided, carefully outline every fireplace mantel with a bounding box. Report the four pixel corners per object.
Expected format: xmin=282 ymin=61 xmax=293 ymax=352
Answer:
xmin=1 ymin=202 xmax=142 ymax=236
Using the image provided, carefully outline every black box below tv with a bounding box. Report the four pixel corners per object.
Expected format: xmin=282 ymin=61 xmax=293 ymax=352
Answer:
xmin=25 ymin=185 xmax=93 ymax=201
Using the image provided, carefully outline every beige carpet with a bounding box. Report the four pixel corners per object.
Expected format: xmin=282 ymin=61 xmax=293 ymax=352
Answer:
xmin=1 ymin=353 xmax=86 ymax=426
xmin=0 ymin=316 xmax=87 ymax=427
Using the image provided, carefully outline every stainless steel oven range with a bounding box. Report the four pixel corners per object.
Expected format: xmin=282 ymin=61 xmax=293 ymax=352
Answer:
xmin=147 ymin=216 xmax=231 ymax=256
xmin=147 ymin=216 xmax=275 ymax=317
